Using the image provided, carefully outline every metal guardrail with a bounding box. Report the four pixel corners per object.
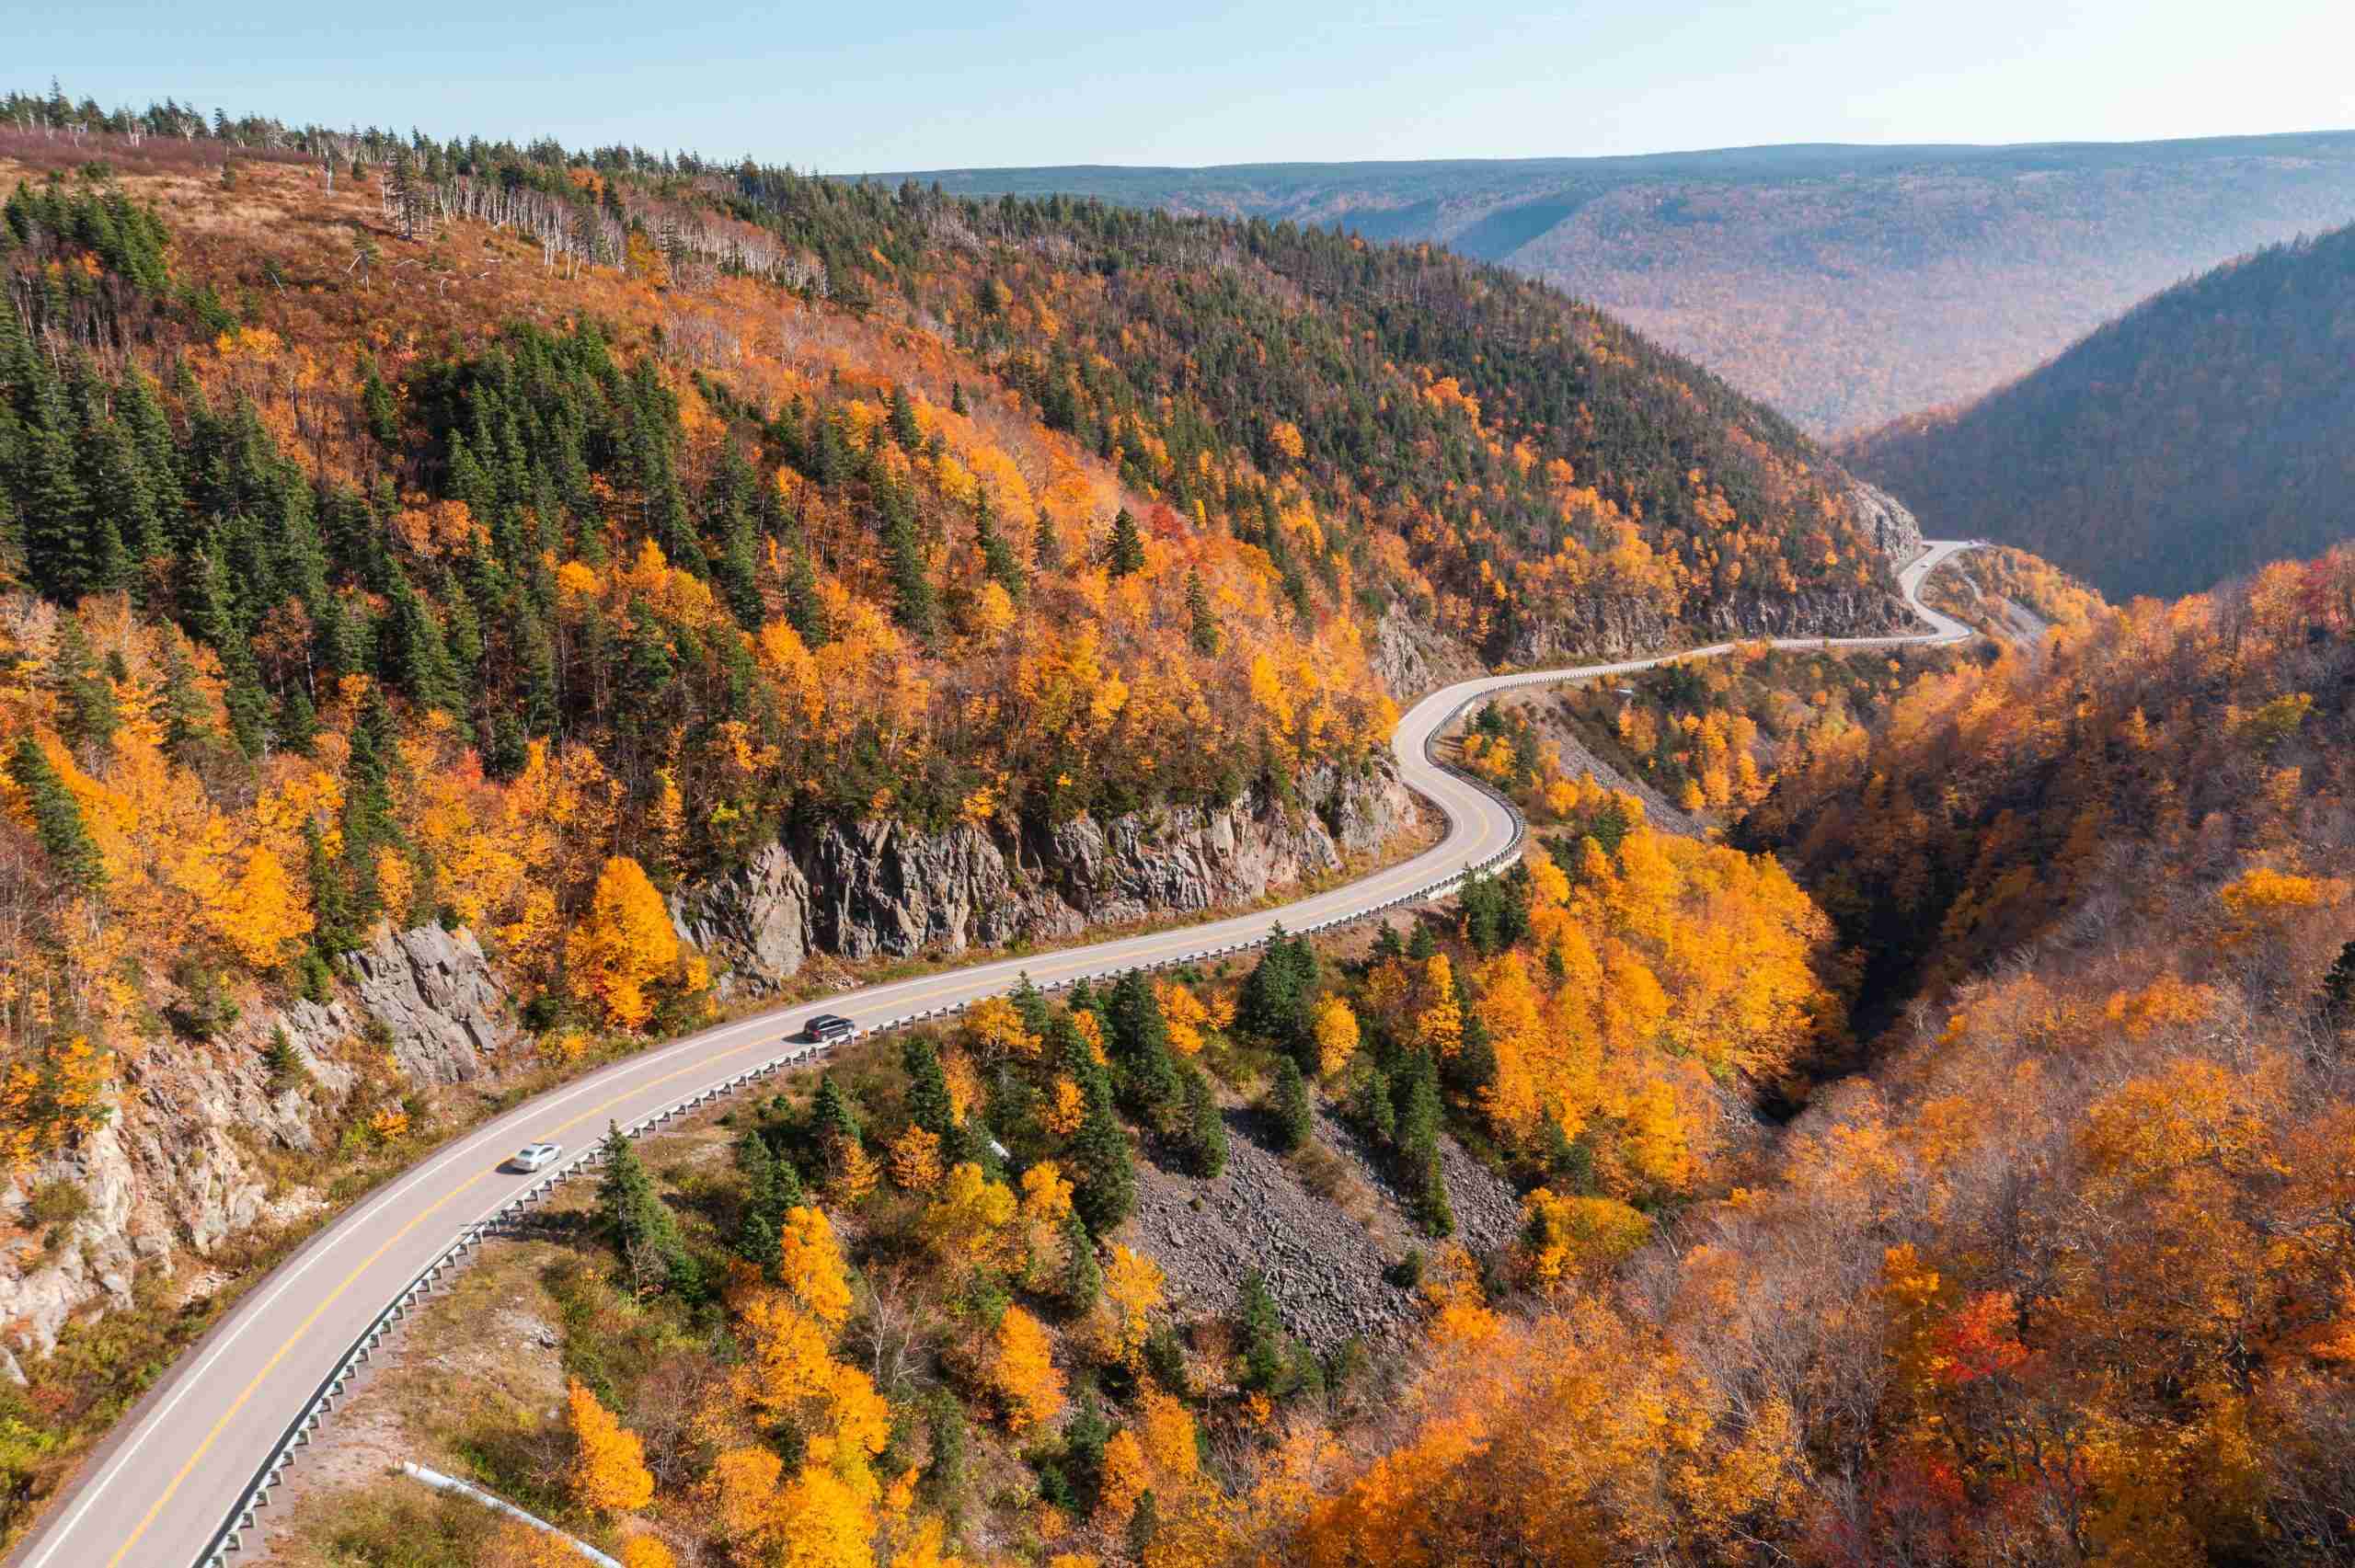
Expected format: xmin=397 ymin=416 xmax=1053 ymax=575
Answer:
xmin=194 ymin=562 xmax=2017 ymax=1564
xmin=398 ymin=1462 xmax=619 ymax=1567
xmin=190 ymin=677 xmax=1546 ymax=1566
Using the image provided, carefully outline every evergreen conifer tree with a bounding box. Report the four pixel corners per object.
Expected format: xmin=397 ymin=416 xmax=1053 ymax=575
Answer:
xmin=882 ymin=490 xmax=936 ymax=636
xmin=1181 ymin=1066 xmax=1228 ymax=1178
xmin=152 ymin=640 xmax=216 ymax=767
xmin=6 ymin=736 xmax=104 ymax=888
xmin=1057 ymin=1212 xmax=1102 ymax=1310
xmin=48 ymin=618 xmax=119 ymax=751
xmin=1070 ymin=1095 xmax=1135 ymax=1234
xmin=1273 ymin=1056 xmax=1314 ymax=1154
xmin=810 ymin=1073 xmax=863 ymax=1153
xmin=1186 ymin=568 xmax=1220 ymax=656
xmin=783 ymin=532 xmax=829 ymax=647
xmin=975 ymin=498 xmax=1028 ymax=602
xmin=1107 ymin=507 xmax=1145 ymax=577
xmin=1106 ymin=970 xmax=1181 ymax=1118
xmin=597 ymin=1120 xmax=686 ymax=1285
xmin=888 ymin=385 xmax=921 ymax=448
xmin=735 ymin=1207 xmax=781 ymax=1275
xmin=1236 ymin=927 xmax=1317 ymax=1052
xmin=1032 ymin=506 xmax=1062 ymax=573
xmin=2320 ymin=940 xmax=2355 ymax=1030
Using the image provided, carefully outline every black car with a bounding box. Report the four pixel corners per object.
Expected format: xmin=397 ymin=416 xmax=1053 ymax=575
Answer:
xmin=804 ymin=1013 xmax=856 ymax=1044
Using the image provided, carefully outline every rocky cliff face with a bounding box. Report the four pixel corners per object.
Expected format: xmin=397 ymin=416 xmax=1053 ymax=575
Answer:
xmin=1371 ymin=600 xmax=1488 ymax=701
xmin=0 ymin=917 xmax=548 ymax=1375
xmin=0 ymin=762 xmax=1415 ymax=1368
xmin=1852 ymin=480 xmax=1926 ymax=567
xmin=680 ymin=760 xmax=1414 ymax=993
xmin=347 ymin=925 xmax=511 ymax=1083
xmin=0 ymin=984 xmax=432 ymax=1377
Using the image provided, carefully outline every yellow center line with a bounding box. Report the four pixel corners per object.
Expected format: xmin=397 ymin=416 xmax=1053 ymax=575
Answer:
xmin=105 ymin=736 xmax=1499 ymax=1560
xmin=105 ymin=1169 xmax=491 ymax=1566
xmin=543 ymin=1033 xmax=775 ymax=1140
xmin=104 ymin=1033 xmax=788 ymax=1564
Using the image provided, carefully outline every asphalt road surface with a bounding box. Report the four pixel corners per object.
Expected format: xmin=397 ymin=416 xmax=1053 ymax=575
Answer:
xmin=12 ymin=541 xmax=1978 ymax=1568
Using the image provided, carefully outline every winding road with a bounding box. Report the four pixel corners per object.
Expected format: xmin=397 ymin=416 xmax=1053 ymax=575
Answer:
xmin=12 ymin=540 xmax=1978 ymax=1568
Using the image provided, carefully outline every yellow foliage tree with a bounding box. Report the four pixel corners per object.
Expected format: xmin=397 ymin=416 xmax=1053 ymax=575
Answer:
xmin=1139 ymin=1390 xmax=1200 ymax=1480
xmin=989 ymin=1306 xmax=1065 ymax=1431
xmin=1310 ymin=994 xmax=1361 ymax=1079
xmin=777 ymin=1205 xmax=855 ymax=1327
xmin=1156 ymin=979 xmax=1213 ymax=1057
xmin=963 ymin=994 xmax=1041 ymax=1059
xmin=1102 ymin=1243 xmax=1166 ymax=1368
xmin=617 ymin=1538 xmax=677 ymax=1568
xmin=567 ymin=1378 xmax=653 ymax=1515
xmin=566 ymin=855 xmax=681 ymax=1028
xmin=924 ymin=1161 xmax=1017 ymax=1266
xmin=1043 ymin=1075 xmax=1087 ymax=1137
xmin=1518 ymin=1189 xmax=1652 ymax=1293
xmin=889 ymin=1125 xmax=946 ymax=1193
xmin=1097 ymin=1428 xmax=1151 ymax=1522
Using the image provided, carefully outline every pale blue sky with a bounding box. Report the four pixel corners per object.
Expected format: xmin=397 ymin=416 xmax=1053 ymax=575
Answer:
xmin=14 ymin=0 xmax=2353 ymax=172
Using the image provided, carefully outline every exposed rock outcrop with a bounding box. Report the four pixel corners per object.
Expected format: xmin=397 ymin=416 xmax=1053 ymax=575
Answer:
xmin=1853 ymin=479 xmax=1926 ymax=567
xmin=1372 ymin=599 xmax=1488 ymax=701
xmin=682 ymin=761 xmax=1414 ymax=991
xmin=1497 ymin=578 xmax=1911 ymax=667
xmin=670 ymin=842 xmax=812 ymax=995
xmin=346 ymin=924 xmax=511 ymax=1083
xmin=0 ymin=932 xmax=513 ymax=1373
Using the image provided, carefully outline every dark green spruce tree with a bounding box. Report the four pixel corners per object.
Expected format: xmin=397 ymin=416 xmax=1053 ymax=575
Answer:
xmin=7 ymin=735 xmax=104 ymax=888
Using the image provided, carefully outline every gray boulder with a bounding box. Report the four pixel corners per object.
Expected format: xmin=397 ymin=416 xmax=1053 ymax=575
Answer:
xmin=347 ymin=924 xmax=510 ymax=1082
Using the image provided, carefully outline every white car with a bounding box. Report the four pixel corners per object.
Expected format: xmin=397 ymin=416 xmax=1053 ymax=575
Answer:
xmin=507 ymin=1141 xmax=563 ymax=1173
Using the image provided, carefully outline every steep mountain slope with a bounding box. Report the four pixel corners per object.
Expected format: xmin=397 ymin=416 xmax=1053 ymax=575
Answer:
xmin=1284 ymin=547 xmax=2355 ymax=1568
xmin=884 ymin=132 xmax=2355 ymax=435
xmin=1844 ymin=221 xmax=2355 ymax=601
xmin=0 ymin=93 xmax=1913 ymax=1528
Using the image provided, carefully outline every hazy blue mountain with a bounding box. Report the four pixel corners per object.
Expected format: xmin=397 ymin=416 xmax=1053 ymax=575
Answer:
xmin=874 ymin=132 xmax=2355 ymax=435
xmin=1843 ymin=218 xmax=2355 ymax=601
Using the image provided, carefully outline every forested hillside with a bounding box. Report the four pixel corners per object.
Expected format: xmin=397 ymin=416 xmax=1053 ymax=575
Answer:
xmin=1846 ymin=221 xmax=2355 ymax=601
xmin=889 ymin=132 xmax=2355 ymax=435
xmin=1270 ymin=552 xmax=2355 ymax=1564
xmin=0 ymin=88 xmax=1907 ymax=979
xmin=272 ymin=545 xmax=2355 ymax=1568
xmin=0 ymin=85 xmax=1918 ymax=1522
xmin=0 ymin=86 xmax=1906 ymax=1064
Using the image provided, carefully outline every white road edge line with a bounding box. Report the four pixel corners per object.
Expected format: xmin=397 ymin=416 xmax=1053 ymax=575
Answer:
xmin=10 ymin=543 xmax=1980 ymax=1568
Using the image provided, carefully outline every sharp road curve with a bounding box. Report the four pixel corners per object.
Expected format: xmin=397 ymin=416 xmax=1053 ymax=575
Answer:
xmin=13 ymin=540 xmax=1979 ymax=1568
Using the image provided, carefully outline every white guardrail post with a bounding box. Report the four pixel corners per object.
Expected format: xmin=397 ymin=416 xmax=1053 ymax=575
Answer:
xmin=190 ymin=676 xmax=1546 ymax=1567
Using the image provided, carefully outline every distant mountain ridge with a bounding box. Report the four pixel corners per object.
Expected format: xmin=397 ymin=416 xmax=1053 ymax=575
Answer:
xmin=1841 ymin=217 xmax=2355 ymax=602
xmin=875 ymin=131 xmax=2355 ymax=435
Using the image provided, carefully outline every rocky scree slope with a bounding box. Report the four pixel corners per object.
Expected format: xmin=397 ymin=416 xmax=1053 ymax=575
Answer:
xmin=1131 ymin=1096 xmax=1517 ymax=1354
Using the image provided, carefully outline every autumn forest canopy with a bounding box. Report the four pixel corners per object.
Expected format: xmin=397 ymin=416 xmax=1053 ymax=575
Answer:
xmin=0 ymin=78 xmax=2352 ymax=1568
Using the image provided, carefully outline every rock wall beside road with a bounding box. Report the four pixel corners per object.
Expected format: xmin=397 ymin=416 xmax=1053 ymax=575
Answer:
xmin=675 ymin=761 xmax=1413 ymax=994
xmin=0 ymin=764 xmax=1414 ymax=1369
xmin=0 ymin=984 xmax=441 ymax=1376
xmin=1853 ymin=480 xmax=1927 ymax=569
